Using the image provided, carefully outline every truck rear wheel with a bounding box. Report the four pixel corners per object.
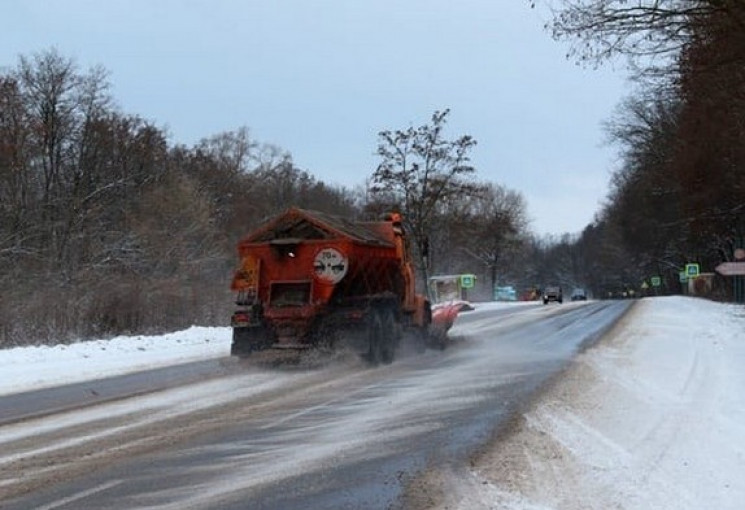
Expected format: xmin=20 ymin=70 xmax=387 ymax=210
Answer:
xmin=379 ymin=310 xmax=397 ymax=365
xmin=366 ymin=311 xmax=384 ymax=365
xmin=366 ymin=308 xmax=396 ymax=365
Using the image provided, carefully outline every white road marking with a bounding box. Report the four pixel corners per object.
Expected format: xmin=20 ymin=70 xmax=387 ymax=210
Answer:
xmin=34 ymin=479 xmax=123 ymax=510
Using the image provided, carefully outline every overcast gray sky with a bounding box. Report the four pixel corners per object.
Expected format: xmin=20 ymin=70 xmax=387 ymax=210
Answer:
xmin=3 ymin=0 xmax=628 ymax=236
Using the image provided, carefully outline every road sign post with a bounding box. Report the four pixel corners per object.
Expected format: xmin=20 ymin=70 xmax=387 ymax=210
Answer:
xmin=736 ymin=240 xmax=745 ymax=304
xmin=459 ymin=274 xmax=476 ymax=301
xmin=715 ymin=240 xmax=745 ymax=303
xmin=648 ymin=276 xmax=661 ymax=295
xmin=716 ymin=262 xmax=745 ymax=304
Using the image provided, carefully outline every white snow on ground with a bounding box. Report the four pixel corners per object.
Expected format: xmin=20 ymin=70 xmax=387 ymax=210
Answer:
xmin=0 ymin=326 xmax=231 ymax=396
xmin=432 ymin=296 xmax=745 ymax=510
xmin=1 ymin=296 xmax=743 ymax=509
xmin=0 ymin=301 xmax=521 ymax=397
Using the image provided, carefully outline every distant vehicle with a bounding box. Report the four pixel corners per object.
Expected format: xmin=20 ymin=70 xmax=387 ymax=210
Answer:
xmin=543 ymin=286 xmax=563 ymax=304
xmin=494 ymin=285 xmax=517 ymax=301
xmin=571 ymin=288 xmax=588 ymax=301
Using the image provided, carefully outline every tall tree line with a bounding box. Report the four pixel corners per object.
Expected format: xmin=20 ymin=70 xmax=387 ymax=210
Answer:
xmin=0 ymin=49 xmax=358 ymax=347
xmin=541 ymin=0 xmax=745 ymax=298
xmin=1 ymin=50 xmax=530 ymax=347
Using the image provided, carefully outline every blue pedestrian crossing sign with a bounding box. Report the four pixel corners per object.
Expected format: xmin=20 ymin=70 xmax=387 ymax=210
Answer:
xmin=685 ymin=263 xmax=700 ymax=278
xmin=460 ymin=274 xmax=476 ymax=289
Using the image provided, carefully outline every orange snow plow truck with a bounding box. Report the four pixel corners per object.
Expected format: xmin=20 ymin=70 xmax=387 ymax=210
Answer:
xmin=230 ymin=207 xmax=449 ymax=364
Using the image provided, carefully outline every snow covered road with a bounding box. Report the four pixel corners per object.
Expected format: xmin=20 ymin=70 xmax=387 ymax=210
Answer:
xmin=0 ymin=300 xmax=630 ymax=509
xmin=2 ymin=296 xmax=741 ymax=509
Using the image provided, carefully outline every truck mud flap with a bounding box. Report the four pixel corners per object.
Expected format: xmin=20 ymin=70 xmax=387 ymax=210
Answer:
xmin=231 ymin=327 xmax=271 ymax=357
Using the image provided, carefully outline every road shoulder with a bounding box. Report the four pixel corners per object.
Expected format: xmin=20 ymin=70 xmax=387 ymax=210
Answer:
xmin=405 ymin=296 xmax=745 ymax=510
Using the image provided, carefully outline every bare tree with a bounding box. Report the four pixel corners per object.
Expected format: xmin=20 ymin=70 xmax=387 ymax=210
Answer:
xmin=0 ymin=48 xmax=369 ymax=347
xmin=0 ymin=75 xmax=35 ymax=267
xmin=13 ymin=49 xmax=119 ymax=274
xmin=545 ymin=0 xmax=736 ymax=63
xmin=195 ymin=126 xmax=256 ymax=175
xmin=370 ymin=109 xmax=481 ymax=293
xmin=458 ymin=183 xmax=530 ymax=295
xmin=544 ymin=0 xmax=745 ymax=299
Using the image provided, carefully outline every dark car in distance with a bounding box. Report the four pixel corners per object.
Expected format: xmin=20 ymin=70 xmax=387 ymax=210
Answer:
xmin=543 ymin=286 xmax=563 ymax=304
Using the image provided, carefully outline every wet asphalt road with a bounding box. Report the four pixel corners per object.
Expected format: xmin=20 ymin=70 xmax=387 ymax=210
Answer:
xmin=0 ymin=300 xmax=632 ymax=509
xmin=0 ymin=359 xmax=232 ymax=425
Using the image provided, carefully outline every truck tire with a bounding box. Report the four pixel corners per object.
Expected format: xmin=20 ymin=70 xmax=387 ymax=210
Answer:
xmin=366 ymin=311 xmax=384 ymax=365
xmin=379 ymin=310 xmax=397 ymax=365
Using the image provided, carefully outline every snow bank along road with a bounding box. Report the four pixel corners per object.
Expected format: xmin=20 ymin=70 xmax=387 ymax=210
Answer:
xmin=413 ymin=296 xmax=745 ymax=510
xmin=0 ymin=300 xmax=632 ymax=509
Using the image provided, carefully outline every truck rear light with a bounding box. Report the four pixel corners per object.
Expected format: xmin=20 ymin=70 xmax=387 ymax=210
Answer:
xmin=232 ymin=312 xmax=251 ymax=324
